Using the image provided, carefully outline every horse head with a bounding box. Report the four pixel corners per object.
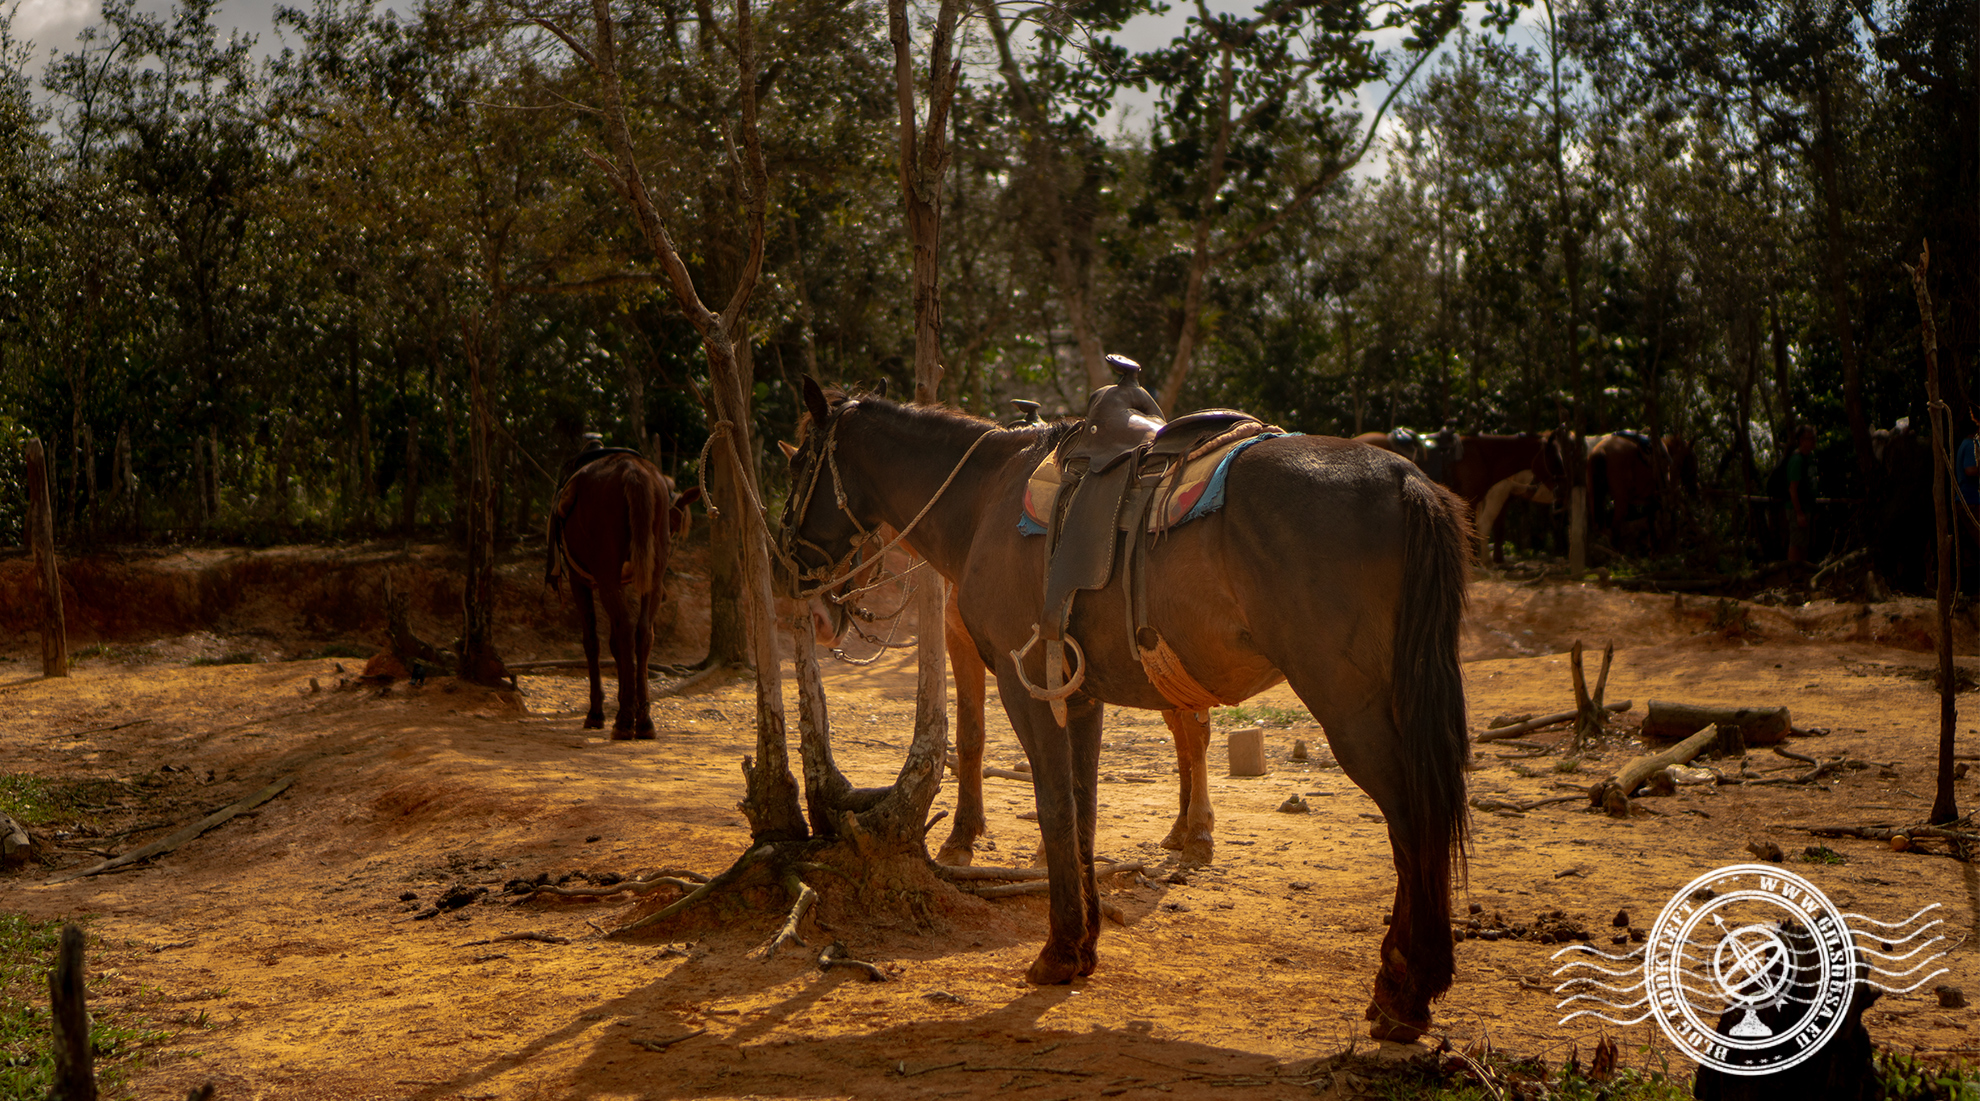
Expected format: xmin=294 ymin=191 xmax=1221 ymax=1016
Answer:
xmin=1533 ymin=425 xmax=1574 ymax=494
xmin=777 ymin=376 xmax=872 ymax=606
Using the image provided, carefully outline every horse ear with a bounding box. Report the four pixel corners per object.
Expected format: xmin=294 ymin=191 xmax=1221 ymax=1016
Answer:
xmin=778 ymin=440 xmax=798 ymax=460
xmin=801 ymin=375 xmax=831 ymax=425
xmin=871 ymin=377 xmax=888 ymax=398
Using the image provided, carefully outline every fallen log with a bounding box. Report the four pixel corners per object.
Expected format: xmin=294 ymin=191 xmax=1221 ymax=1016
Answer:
xmin=982 ymin=767 xmax=1035 ymax=782
xmin=1808 ymin=824 xmax=1980 ymax=846
xmin=1589 ymin=727 xmax=1718 ymax=817
xmin=1476 ymin=700 xmax=1632 ymax=743
xmin=954 ymin=861 xmax=1145 ymax=896
xmin=1640 ymin=700 xmax=1791 ymax=747
xmin=44 ymin=776 xmax=296 ymax=885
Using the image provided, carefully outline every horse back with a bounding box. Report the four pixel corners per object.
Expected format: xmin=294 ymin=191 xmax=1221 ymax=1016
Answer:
xmin=551 ymin=453 xmax=675 ymax=596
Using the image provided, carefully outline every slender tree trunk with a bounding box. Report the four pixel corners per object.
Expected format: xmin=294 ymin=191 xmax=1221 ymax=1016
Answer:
xmin=984 ymin=5 xmax=1105 ymax=391
xmin=1770 ymin=299 xmax=1794 ymax=450
xmin=1814 ymin=77 xmax=1874 ymax=480
xmin=402 ymin=417 xmax=420 ymax=538
xmin=1908 ymin=245 xmax=1958 ymax=825
xmin=460 ymin=320 xmax=505 ymax=685
xmin=26 ymin=439 xmax=68 ymax=678
xmin=192 ymin=438 xmax=209 ymax=531
xmin=80 ymin=425 xmax=95 ymax=540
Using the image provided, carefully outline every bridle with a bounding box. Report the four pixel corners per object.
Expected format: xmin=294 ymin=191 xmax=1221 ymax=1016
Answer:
xmin=776 ymin=398 xmax=1000 ymax=603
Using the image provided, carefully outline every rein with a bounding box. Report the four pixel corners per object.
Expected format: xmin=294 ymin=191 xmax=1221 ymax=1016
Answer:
xmin=779 ymin=406 xmax=999 ymax=600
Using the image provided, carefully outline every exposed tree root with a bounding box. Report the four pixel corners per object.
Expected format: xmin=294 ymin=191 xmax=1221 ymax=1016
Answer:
xmin=524 ymin=871 xmax=706 ymax=899
xmin=757 ymin=874 xmax=818 ymax=960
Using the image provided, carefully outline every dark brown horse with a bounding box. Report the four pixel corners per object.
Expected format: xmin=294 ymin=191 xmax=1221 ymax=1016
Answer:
xmin=1357 ymin=430 xmax=1568 ymax=562
xmin=782 ymin=380 xmax=1472 ymax=1041
xmin=1586 ymin=432 xmax=1689 ymax=552
xmin=546 ymin=451 xmax=698 ymax=738
xmin=793 ymin=528 xmax=1217 ymax=867
xmin=933 ymin=590 xmax=1215 ymax=867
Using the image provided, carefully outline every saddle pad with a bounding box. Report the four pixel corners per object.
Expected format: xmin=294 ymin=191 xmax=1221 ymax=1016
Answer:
xmin=1019 ymin=431 xmax=1294 ymax=535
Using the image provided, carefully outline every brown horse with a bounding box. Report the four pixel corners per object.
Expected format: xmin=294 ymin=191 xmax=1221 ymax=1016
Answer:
xmin=933 ymin=590 xmax=1215 ymax=867
xmin=1586 ymin=432 xmax=1689 ymax=552
xmin=546 ymin=451 xmax=699 ymax=738
xmin=781 ymin=380 xmax=1471 ymax=1041
xmin=1357 ymin=430 xmax=1568 ymax=562
xmin=795 ymin=529 xmax=1217 ymax=867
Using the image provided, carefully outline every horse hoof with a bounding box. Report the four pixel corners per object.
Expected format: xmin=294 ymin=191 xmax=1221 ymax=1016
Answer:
xmin=583 ymin=715 xmax=605 ymax=730
xmin=633 ymin=729 xmax=656 ymax=741
xmin=935 ymin=841 xmax=974 ymax=867
xmin=610 ymin=729 xmax=636 ymax=741
xmin=1024 ymin=949 xmax=1081 ymax=985
xmin=1181 ymin=839 xmax=1214 ymax=866
xmin=1158 ymin=831 xmax=1185 ymax=852
xmin=1365 ymin=999 xmax=1430 ymax=1044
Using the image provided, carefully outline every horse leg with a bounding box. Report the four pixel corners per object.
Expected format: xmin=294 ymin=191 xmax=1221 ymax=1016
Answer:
xmin=632 ymin=593 xmax=656 ymax=739
xmin=936 ymin=593 xmax=988 ymax=866
xmin=997 ymin=668 xmax=1103 ymax=985
xmin=575 ymin=578 xmax=605 ymax=730
xmin=1157 ymin=709 xmax=1214 ymax=865
xmin=1290 ymin=674 xmax=1456 ymax=1043
xmin=600 ymin=582 xmax=639 ymax=739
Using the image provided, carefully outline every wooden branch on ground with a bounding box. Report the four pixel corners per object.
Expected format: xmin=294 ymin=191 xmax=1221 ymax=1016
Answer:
xmin=1476 ymin=701 xmax=1632 ymax=743
xmin=982 ymin=767 xmax=1035 ymax=782
xmin=1640 ymin=700 xmax=1791 ymax=746
xmin=1470 ymin=794 xmax=1585 ymax=814
xmin=1588 ymin=728 xmax=1717 ymax=817
xmin=524 ymin=872 xmax=704 ymax=898
xmin=633 ymin=1029 xmax=707 ymax=1051
xmin=651 ymin=663 xmax=740 ymax=698
xmin=455 ymin=932 xmax=572 ymax=947
xmin=44 ymin=776 xmax=296 ymax=885
xmin=936 ymin=859 xmax=1144 ymax=882
xmin=757 ymin=875 xmax=817 ymax=960
xmin=505 ymin=659 xmax=695 ymax=681
xmin=819 ymin=941 xmax=887 ymax=981
xmin=958 ymin=862 xmax=1146 ymax=897
xmin=1809 ymin=824 xmax=1980 ymax=846
xmin=49 ymin=924 xmax=93 ymax=1101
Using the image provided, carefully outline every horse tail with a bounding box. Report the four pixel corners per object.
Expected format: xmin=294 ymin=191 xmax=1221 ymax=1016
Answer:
xmin=626 ymin=471 xmax=661 ymax=598
xmin=1391 ymin=469 xmax=1473 ymax=982
xmin=544 ymin=505 xmax=565 ymax=596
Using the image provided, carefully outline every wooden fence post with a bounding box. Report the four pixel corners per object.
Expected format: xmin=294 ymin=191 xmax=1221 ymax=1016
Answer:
xmin=25 ymin=438 xmax=69 ymax=678
xmin=48 ymin=923 xmax=96 ymax=1101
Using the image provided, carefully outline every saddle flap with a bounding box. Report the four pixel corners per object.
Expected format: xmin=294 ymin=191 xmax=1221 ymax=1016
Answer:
xmin=1040 ymin=463 xmax=1136 ymax=634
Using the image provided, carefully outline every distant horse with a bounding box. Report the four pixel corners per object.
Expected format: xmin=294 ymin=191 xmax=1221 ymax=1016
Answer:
xmin=1358 ymin=429 xmax=1569 ymax=562
xmin=782 ymin=379 xmax=1471 ymax=1041
xmin=546 ymin=450 xmax=699 ymax=738
xmin=1586 ymin=432 xmax=1688 ymax=552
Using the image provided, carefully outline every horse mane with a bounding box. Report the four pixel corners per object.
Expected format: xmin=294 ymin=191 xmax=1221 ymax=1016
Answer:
xmin=839 ymin=391 xmax=1074 ymax=456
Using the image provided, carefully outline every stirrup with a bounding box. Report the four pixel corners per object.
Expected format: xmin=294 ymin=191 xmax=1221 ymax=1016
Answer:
xmin=1009 ymin=624 xmax=1086 ymax=726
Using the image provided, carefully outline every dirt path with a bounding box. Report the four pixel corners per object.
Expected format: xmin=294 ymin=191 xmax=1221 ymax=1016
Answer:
xmin=2 ymin=565 xmax=1978 ymax=1100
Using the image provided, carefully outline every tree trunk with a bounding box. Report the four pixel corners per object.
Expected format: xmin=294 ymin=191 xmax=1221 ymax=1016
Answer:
xmin=26 ymin=439 xmax=68 ymax=678
xmin=48 ymin=924 xmax=94 ymax=1101
xmin=984 ymin=5 xmax=1105 ymax=391
xmin=1770 ymin=299 xmax=1794 ymax=451
xmin=623 ymin=354 xmax=646 ymax=453
xmin=1814 ymin=77 xmax=1874 ymax=481
xmin=79 ymin=425 xmax=95 ymax=541
xmin=460 ymin=326 xmax=505 ymax=685
xmin=402 ymin=416 xmax=420 ymax=538
xmin=1908 ymin=243 xmax=1958 ymax=825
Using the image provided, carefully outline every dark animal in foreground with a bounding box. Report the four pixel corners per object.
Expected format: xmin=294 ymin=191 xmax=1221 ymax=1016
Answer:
xmin=1692 ymin=921 xmax=1880 ymax=1101
xmin=546 ymin=450 xmax=699 ymax=738
xmin=781 ymin=378 xmax=1472 ymax=1041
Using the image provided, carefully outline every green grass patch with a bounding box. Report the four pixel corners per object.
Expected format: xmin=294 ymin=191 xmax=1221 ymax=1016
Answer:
xmin=1332 ymin=1047 xmax=1692 ymax=1100
xmin=1877 ymin=1051 xmax=1980 ymax=1099
xmin=1210 ymin=704 xmax=1313 ymax=728
xmin=0 ymin=776 xmax=128 ymax=828
xmin=1802 ymin=844 xmax=1848 ymax=865
xmin=186 ymin=651 xmax=258 ymax=667
xmin=0 ymin=917 xmax=175 ymax=1101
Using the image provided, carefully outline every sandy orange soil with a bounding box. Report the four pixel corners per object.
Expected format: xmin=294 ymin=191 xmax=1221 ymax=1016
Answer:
xmin=1 ymin=543 xmax=1978 ymax=1099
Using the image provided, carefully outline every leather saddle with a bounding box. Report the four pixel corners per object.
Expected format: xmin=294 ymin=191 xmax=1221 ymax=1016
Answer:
xmin=1017 ymin=355 xmax=1273 ymax=723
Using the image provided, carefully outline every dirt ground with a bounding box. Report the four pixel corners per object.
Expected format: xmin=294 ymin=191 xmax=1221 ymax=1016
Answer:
xmin=4 ymin=543 xmax=1980 ymax=1100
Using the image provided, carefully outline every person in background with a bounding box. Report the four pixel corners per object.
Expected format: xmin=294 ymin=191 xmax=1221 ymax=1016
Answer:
xmin=1958 ymin=409 xmax=1979 ymax=594
xmin=1786 ymin=424 xmax=1818 ymax=564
